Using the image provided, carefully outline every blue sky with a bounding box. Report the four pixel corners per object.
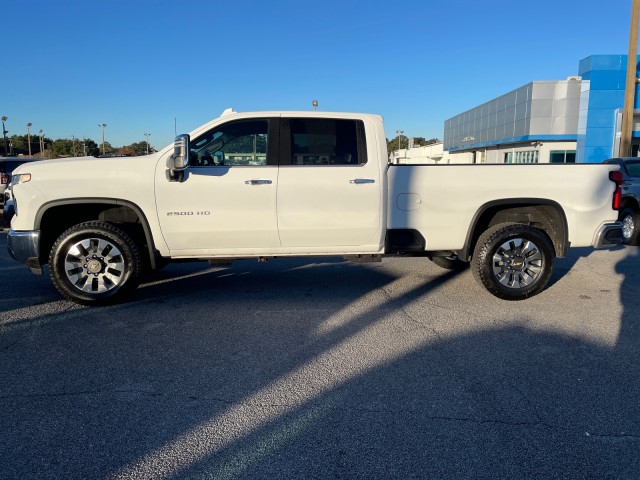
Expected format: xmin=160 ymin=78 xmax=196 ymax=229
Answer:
xmin=1 ymin=0 xmax=635 ymax=150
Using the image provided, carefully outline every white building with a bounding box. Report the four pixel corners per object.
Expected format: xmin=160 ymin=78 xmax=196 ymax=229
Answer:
xmin=395 ymin=77 xmax=582 ymax=164
xmin=392 ymin=142 xmax=463 ymax=164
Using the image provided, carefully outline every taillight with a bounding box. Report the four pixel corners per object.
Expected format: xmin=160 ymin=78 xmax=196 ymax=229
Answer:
xmin=609 ymin=170 xmax=623 ymax=210
xmin=0 ymin=172 xmax=8 ymax=185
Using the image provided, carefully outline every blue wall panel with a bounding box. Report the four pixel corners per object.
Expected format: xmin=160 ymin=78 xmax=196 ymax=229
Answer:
xmin=578 ymin=55 xmax=637 ymax=163
xmin=586 ymin=109 xmax=616 ymax=128
xmin=584 ymin=127 xmax=614 ymax=146
xmin=583 ymin=145 xmax=614 ymax=163
xmin=586 ymin=90 xmax=625 ymax=109
xmin=587 ymin=71 xmax=626 ymax=90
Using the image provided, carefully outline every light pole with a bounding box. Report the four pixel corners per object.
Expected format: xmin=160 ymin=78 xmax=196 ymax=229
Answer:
xmin=38 ymin=130 xmax=44 ymax=155
xmin=396 ymin=130 xmax=404 ymax=153
xmin=27 ymin=122 xmax=32 ymax=156
xmin=621 ymin=0 xmax=640 ymax=157
xmin=144 ymin=132 xmax=151 ymax=155
xmin=98 ymin=123 xmax=107 ymax=155
xmin=1 ymin=116 xmax=8 ymax=156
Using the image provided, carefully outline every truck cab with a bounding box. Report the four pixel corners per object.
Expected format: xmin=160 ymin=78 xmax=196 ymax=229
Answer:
xmin=156 ymin=111 xmax=387 ymax=256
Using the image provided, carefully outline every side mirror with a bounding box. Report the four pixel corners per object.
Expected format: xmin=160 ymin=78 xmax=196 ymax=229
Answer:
xmin=168 ymin=134 xmax=190 ymax=181
xmin=171 ymin=134 xmax=190 ymax=170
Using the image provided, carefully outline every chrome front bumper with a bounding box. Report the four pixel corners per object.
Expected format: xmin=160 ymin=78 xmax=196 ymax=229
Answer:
xmin=7 ymin=229 xmax=43 ymax=274
xmin=593 ymin=222 xmax=623 ymax=248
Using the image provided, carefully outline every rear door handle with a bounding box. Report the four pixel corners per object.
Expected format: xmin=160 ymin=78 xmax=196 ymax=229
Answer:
xmin=244 ymin=179 xmax=273 ymax=185
xmin=349 ymin=178 xmax=375 ymax=184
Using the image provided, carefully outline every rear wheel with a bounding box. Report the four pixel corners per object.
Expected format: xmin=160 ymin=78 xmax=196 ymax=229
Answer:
xmin=619 ymin=207 xmax=640 ymax=246
xmin=49 ymin=221 xmax=142 ymax=305
xmin=471 ymin=223 xmax=554 ymax=300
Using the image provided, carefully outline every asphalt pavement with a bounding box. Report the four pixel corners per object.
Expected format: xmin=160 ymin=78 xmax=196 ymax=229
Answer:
xmin=1 ymin=230 xmax=639 ymax=479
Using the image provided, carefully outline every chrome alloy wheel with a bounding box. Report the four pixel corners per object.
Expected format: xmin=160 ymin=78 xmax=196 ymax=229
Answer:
xmin=64 ymin=238 xmax=125 ymax=293
xmin=622 ymin=213 xmax=635 ymax=241
xmin=491 ymin=238 xmax=543 ymax=289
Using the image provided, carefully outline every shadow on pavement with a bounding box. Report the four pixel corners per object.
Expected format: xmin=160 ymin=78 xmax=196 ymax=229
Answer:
xmin=0 ymin=248 xmax=638 ymax=479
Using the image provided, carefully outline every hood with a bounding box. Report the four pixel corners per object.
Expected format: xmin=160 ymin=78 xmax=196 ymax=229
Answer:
xmin=13 ymin=154 xmax=157 ymax=173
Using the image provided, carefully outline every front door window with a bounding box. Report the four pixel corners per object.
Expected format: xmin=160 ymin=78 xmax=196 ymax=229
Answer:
xmin=190 ymin=119 xmax=270 ymax=167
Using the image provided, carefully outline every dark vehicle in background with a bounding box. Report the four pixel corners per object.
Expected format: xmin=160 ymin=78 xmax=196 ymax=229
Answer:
xmin=1 ymin=157 xmax=43 ymax=205
xmin=604 ymin=157 xmax=640 ymax=245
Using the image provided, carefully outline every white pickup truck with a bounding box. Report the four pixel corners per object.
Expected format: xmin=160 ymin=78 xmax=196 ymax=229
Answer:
xmin=7 ymin=109 xmax=623 ymax=304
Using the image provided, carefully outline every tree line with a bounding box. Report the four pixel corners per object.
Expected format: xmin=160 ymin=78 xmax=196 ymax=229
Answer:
xmin=386 ymin=135 xmax=440 ymax=157
xmin=4 ymin=133 xmax=437 ymax=159
xmin=3 ymin=134 xmax=154 ymax=158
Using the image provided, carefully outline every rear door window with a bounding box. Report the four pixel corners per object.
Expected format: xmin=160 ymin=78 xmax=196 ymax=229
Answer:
xmin=283 ymin=118 xmax=367 ymax=166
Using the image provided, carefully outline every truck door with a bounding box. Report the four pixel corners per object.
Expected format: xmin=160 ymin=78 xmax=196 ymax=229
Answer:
xmin=276 ymin=117 xmax=382 ymax=248
xmin=155 ymin=118 xmax=280 ymax=253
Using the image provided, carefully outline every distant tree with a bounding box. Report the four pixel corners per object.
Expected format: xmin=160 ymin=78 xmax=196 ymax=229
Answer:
xmin=412 ymin=137 xmax=440 ymax=147
xmin=50 ymin=139 xmax=75 ymax=157
xmin=386 ymin=135 xmax=440 ymax=157
xmin=97 ymin=141 xmax=115 ymax=156
xmin=50 ymin=138 xmax=98 ymax=157
xmin=115 ymin=146 xmax=136 ymax=156
xmin=6 ymin=134 xmax=150 ymax=158
xmin=7 ymin=134 xmax=44 ymax=156
xmin=9 ymin=134 xmax=55 ymax=156
xmin=8 ymin=135 xmax=27 ymax=155
xmin=83 ymin=139 xmax=100 ymax=156
xmin=387 ymin=135 xmax=409 ymax=156
xmin=117 ymin=141 xmax=150 ymax=156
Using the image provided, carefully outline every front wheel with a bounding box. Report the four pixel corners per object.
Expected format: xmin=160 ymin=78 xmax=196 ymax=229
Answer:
xmin=471 ymin=223 xmax=554 ymax=301
xmin=49 ymin=221 xmax=143 ymax=305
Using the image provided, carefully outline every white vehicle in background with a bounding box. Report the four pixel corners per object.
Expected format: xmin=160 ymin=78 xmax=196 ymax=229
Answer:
xmin=6 ymin=109 xmax=623 ymax=305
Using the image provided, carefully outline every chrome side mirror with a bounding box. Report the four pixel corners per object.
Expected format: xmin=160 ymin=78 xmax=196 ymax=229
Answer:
xmin=168 ymin=134 xmax=190 ymax=181
xmin=172 ymin=134 xmax=190 ymax=170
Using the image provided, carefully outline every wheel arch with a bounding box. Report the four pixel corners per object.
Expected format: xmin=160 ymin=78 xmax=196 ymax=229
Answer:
xmin=620 ymin=193 xmax=640 ymax=212
xmin=35 ymin=198 xmax=159 ymax=269
xmin=459 ymin=199 xmax=569 ymax=261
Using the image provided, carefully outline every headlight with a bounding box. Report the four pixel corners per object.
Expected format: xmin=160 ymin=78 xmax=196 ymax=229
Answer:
xmin=11 ymin=173 xmax=31 ymax=184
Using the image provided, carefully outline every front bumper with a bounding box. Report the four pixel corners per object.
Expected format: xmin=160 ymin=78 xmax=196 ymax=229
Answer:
xmin=7 ymin=229 xmax=43 ymax=275
xmin=593 ymin=222 xmax=623 ymax=248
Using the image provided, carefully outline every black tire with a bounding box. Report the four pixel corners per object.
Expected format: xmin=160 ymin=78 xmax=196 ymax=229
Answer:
xmin=431 ymin=254 xmax=468 ymax=270
xmin=619 ymin=207 xmax=640 ymax=246
xmin=471 ymin=223 xmax=554 ymax=301
xmin=49 ymin=221 xmax=143 ymax=305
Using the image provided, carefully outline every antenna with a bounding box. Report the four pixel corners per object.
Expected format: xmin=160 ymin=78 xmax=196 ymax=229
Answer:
xmin=174 ymin=117 xmax=177 ymax=136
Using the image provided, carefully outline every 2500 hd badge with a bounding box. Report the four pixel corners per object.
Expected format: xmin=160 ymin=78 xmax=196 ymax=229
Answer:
xmin=166 ymin=211 xmax=211 ymax=216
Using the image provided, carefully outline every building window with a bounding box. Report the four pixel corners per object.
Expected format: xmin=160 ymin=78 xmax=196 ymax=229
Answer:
xmin=504 ymin=150 xmax=539 ymax=164
xmin=549 ymin=150 xmax=576 ymax=164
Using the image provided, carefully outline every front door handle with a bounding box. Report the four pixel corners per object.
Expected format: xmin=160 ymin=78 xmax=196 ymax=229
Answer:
xmin=349 ymin=178 xmax=376 ymax=184
xmin=245 ymin=179 xmax=273 ymax=185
